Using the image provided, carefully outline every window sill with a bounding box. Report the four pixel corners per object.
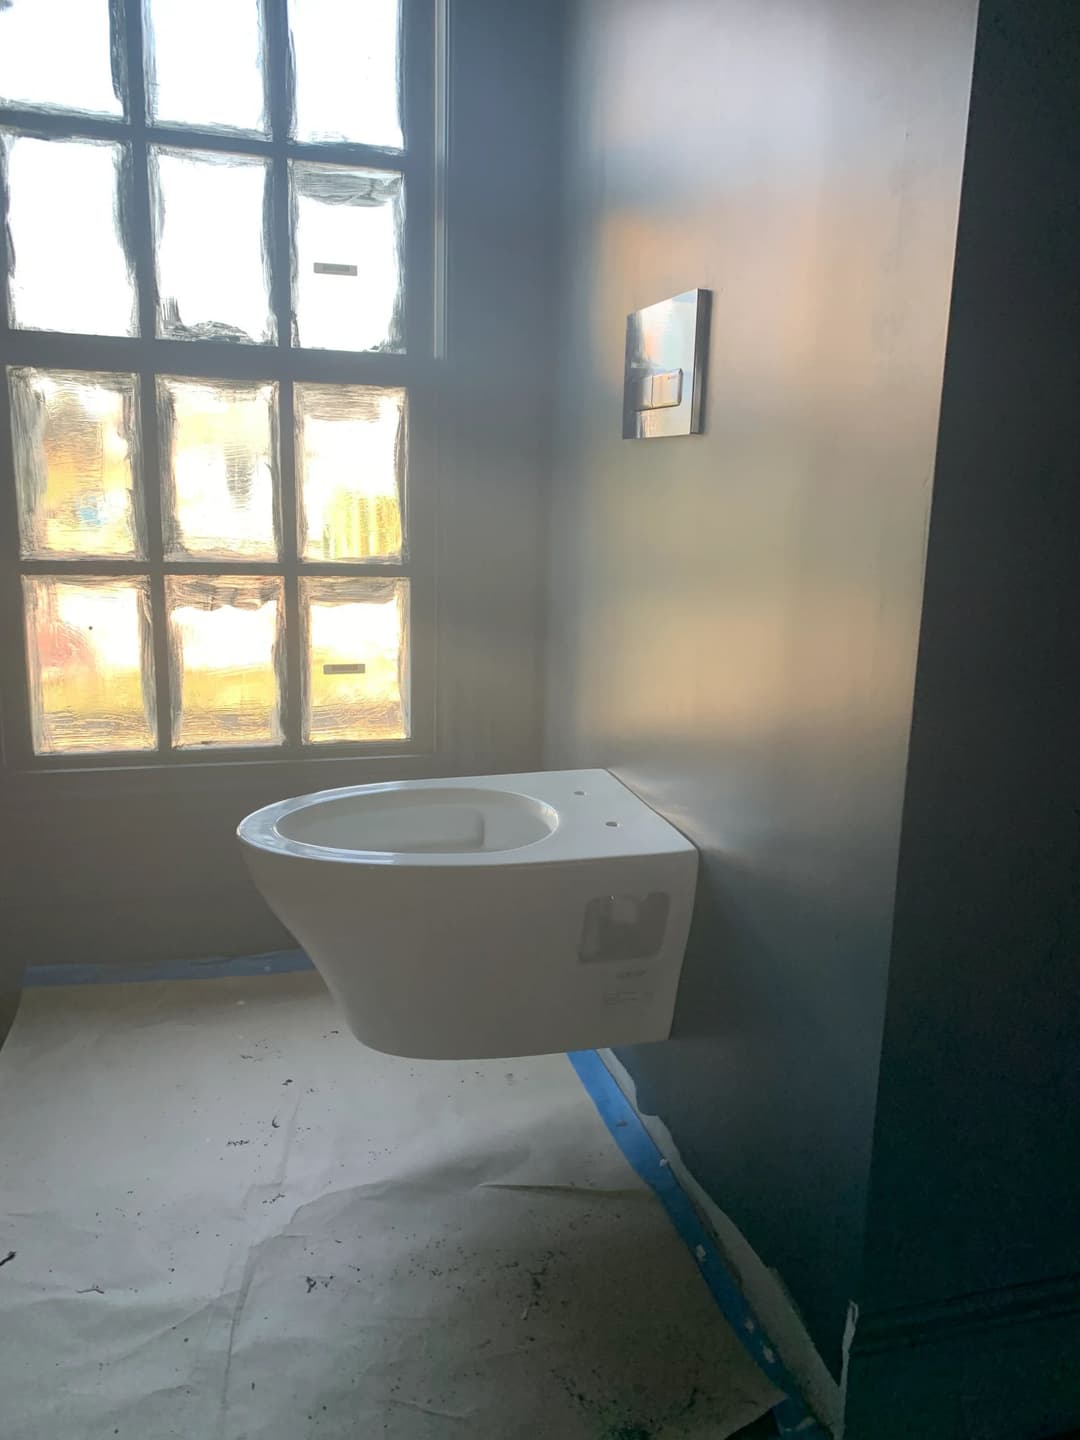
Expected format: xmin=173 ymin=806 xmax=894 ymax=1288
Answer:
xmin=0 ymin=747 xmax=452 ymax=800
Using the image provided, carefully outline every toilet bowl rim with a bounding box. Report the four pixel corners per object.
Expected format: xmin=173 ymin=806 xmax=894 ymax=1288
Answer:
xmin=237 ymin=769 xmax=698 ymax=870
xmin=237 ymin=777 xmax=562 ymax=867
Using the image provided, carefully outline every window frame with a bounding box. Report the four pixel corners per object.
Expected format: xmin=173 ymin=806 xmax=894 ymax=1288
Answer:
xmin=0 ymin=0 xmax=439 ymax=775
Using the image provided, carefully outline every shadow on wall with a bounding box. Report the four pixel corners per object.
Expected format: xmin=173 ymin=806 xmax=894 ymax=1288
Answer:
xmin=0 ymin=944 xmax=24 ymax=1051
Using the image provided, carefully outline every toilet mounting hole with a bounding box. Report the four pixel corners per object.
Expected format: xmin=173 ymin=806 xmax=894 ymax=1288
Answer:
xmin=605 ymin=820 xmax=619 ymax=827
xmin=574 ymin=790 xmax=586 ymax=796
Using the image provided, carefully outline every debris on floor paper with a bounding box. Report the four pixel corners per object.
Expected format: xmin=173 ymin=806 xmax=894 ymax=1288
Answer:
xmin=0 ymin=971 xmax=778 ymax=1439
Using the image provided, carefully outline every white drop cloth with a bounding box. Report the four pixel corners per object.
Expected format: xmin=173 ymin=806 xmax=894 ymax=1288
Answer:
xmin=0 ymin=972 xmax=776 ymax=1439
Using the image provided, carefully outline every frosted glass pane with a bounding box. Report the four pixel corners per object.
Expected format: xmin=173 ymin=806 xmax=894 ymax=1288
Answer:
xmin=152 ymin=148 xmax=273 ymax=343
xmin=291 ymin=0 xmax=402 ymax=150
xmin=10 ymin=367 xmax=144 ymax=560
xmin=302 ymin=577 xmax=409 ymax=744
xmin=145 ymin=0 xmax=267 ymax=133
xmin=292 ymin=163 xmax=404 ymax=352
xmin=295 ymin=384 xmax=405 ymax=561
xmin=0 ymin=0 xmax=122 ymax=117
xmin=22 ymin=577 xmax=155 ymax=754
xmin=167 ymin=576 xmax=284 ymax=749
xmin=4 ymin=134 xmax=136 ymax=336
xmin=159 ymin=378 xmax=277 ymax=559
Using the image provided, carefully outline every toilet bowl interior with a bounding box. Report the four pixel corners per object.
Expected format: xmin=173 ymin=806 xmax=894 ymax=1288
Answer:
xmin=275 ymin=786 xmax=558 ymax=856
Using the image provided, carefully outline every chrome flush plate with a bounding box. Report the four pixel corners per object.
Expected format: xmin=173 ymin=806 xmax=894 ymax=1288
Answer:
xmin=622 ymin=288 xmax=711 ymax=439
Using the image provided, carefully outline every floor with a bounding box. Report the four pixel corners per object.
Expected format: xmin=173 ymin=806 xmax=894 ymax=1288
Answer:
xmin=0 ymin=971 xmax=779 ymax=1439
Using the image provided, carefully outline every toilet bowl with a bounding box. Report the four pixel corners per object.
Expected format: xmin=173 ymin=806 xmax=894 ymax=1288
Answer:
xmin=238 ymin=769 xmax=698 ymax=1060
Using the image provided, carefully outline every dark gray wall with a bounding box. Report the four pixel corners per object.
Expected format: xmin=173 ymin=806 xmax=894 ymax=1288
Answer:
xmin=545 ymin=0 xmax=976 ymax=1368
xmin=863 ymin=0 xmax=1080 ymax=1314
xmin=845 ymin=4 xmax=1080 ymax=1433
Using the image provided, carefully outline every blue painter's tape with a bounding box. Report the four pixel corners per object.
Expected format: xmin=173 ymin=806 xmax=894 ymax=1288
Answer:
xmin=568 ymin=1049 xmax=830 ymax=1440
xmin=24 ymin=949 xmax=314 ymax=988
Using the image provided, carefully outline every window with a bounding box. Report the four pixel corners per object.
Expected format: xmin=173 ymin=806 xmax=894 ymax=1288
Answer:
xmin=0 ymin=0 xmax=435 ymax=768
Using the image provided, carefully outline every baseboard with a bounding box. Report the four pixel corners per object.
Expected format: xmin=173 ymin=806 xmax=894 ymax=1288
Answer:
xmin=596 ymin=1047 xmax=842 ymax=1436
xmin=842 ymin=1275 xmax=1080 ymax=1440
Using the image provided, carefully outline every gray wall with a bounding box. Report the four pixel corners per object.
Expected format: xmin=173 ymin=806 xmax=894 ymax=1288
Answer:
xmin=545 ymin=0 xmax=976 ymax=1368
xmin=864 ymin=0 xmax=1080 ymax=1314
xmin=845 ymin=3 xmax=1080 ymax=1432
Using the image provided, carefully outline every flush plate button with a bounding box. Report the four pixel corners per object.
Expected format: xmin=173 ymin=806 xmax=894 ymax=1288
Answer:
xmin=631 ymin=367 xmax=683 ymax=412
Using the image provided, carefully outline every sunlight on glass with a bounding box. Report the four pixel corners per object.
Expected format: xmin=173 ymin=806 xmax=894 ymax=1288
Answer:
xmin=0 ymin=0 xmax=122 ymax=117
xmin=302 ymin=577 xmax=409 ymax=743
xmin=167 ymin=576 xmax=284 ymax=748
xmin=291 ymin=0 xmax=402 ymax=149
xmin=159 ymin=378 xmax=277 ymax=559
xmin=292 ymin=163 xmax=404 ymax=352
xmin=23 ymin=576 xmax=155 ymax=754
xmin=10 ymin=367 xmax=143 ymax=560
xmin=295 ymin=384 xmax=405 ymax=561
xmin=144 ymin=0 xmax=267 ymax=133
xmin=152 ymin=148 xmax=273 ymax=343
xmin=4 ymin=134 xmax=136 ymax=336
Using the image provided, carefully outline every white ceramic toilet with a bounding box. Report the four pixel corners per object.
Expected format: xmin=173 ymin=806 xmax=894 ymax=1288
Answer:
xmin=238 ymin=769 xmax=698 ymax=1060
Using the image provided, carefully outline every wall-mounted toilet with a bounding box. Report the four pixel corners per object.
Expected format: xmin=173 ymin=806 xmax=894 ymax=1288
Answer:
xmin=238 ymin=769 xmax=698 ymax=1060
